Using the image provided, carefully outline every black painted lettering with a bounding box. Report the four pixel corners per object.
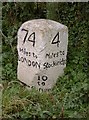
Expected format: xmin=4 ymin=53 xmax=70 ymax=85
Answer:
xmin=45 ymin=53 xmax=52 ymax=59
xmin=20 ymin=57 xmax=24 ymax=62
xmin=43 ymin=59 xmax=66 ymax=70
xmin=38 ymin=76 xmax=40 ymax=80
xmin=44 ymin=88 xmax=51 ymax=92
xmin=18 ymin=56 xmax=41 ymax=69
xmin=33 ymin=53 xmax=37 ymax=58
xmin=28 ymin=60 xmax=31 ymax=66
xmin=19 ymin=48 xmax=23 ymax=52
xmin=43 ymin=62 xmax=49 ymax=69
xmin=32 ymin=61 xmax=36 ymax=67
xmin=51 ymin=32 xmax=60 ymax=47
xmin=60 ymin=58 xmax=66 ymax=65
xmin=19 ymin=48 xmax=31 ymax=57
xmin=37 ymin=82 xmax=40 ymax=86
xmin=45 ymin=52 xmax=60 ymax=59
xmin=43 ymin=62 xmax=52 ymax=69
xmin=25 ymin=51 xmax=28 ymax=56
xmin=37 ymin=62 xmax=41 ymax=69
xmin=60 ymin=51 xmax=65 ymax=55
xmin=41 ymin=82 xmax=45 ymax=86
xmin=42 ymin=76 xmax=48 ymax=81
xmin=23 ymin=57 xmax=27 ymax=63
xmin=29 ymin=52 xmax=31 ymax=56
xmin=37 ymin=75 xmax=48 ymax=86
xmin=21 ymin=28 xmax=28 ymax=44
xmin=31 ymin=86 xmax=34 ymax=88
xmin=39 ymin=88 xmax=43 ymax=92
xmin=28 ymin=32 xmax=35 ymax=47
xmin=21 ymin=28 xmax=35 ymax=47
xmin=32 ymin=61 xmax=40 ymax=69
xmin=52 ymin=52 xmax=58 ymax=58
xmin=23 ymin=48 xmax=26 ymax=54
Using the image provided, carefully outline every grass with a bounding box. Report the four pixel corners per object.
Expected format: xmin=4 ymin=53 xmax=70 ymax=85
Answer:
xmin=2 ymin=68 xmax=88 ymax=119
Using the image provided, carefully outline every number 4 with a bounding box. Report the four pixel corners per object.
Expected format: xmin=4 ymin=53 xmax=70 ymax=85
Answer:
xmin=28 ymin=32 xmax=35 ymax=47
xmin=51 ymin=32 xmax=60 ymax=47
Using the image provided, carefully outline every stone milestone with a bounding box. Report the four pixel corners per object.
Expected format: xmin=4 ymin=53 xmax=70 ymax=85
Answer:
xmin=17 ymin=19 xmax=68 ymax=92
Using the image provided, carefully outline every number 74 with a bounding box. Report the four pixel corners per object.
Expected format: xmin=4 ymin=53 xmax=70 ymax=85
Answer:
xmin=21 ymin=28 xmax=60 ymax=47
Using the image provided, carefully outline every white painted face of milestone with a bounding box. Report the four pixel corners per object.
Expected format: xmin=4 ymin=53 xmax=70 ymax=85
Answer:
xmin=17 ymin=19 xmax=68 ymax=92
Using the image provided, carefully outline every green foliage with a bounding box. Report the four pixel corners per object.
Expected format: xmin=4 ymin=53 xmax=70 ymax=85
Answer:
xmin=2 ymin=2 xmax=89 ymax=119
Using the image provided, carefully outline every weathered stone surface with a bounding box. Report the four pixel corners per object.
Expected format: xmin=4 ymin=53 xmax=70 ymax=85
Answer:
xmin=17 ymin=19 xmax=68 ymax=91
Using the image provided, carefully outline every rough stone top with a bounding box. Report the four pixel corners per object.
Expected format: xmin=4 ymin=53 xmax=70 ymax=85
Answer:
xmin=18 ymin=19 xmax=68 ymax=33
